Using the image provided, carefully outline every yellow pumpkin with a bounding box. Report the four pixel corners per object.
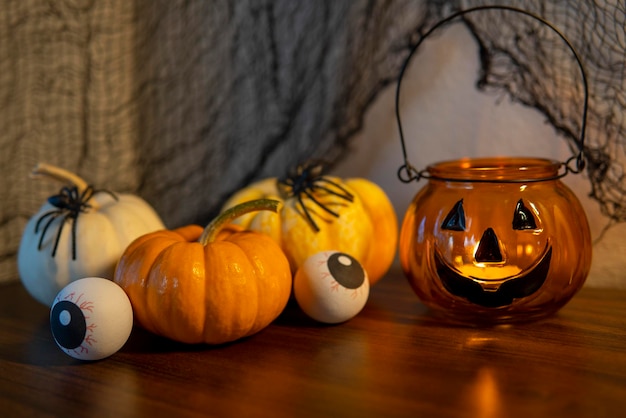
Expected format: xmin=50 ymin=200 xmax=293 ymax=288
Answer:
xmin=113 ymin=199 xmax=292 ymax=345
xmin=221 ymin=163 xmax=398 ymax=285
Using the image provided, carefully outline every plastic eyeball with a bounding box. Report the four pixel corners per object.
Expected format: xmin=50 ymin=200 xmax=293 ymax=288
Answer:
xmin=50 ymin=277 xmax=133 ymax=361
xmin=294 ymin=251 xmax=370 ymax=324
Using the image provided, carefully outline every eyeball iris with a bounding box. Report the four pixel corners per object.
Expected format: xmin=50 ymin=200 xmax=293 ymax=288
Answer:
xmin=294 ymin=251 xmax=370 ymax=324
xmin=50 ymin=300 xmax=87 ymax=349
xmin=327 ymin=253 xmax=366 ymax=289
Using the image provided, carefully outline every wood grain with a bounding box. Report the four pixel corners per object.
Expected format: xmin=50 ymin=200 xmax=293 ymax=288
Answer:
xmin=1 ymin=269 xmax=625 ymax=418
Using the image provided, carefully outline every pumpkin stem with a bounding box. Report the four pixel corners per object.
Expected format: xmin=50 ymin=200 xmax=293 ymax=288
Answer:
xmin=199 ymin=199 xmax=280 ymax=245
xmin=31 ymin=163 xmax=89 ymax=195
xmin=31 ymin=163 xmax=101 ymax=209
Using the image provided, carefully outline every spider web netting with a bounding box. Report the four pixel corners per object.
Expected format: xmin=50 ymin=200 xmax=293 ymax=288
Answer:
xmin=0 ymin=0 xmax=624 ymax=284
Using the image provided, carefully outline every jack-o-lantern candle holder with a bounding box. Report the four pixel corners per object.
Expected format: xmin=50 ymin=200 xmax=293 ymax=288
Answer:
xmin=396 ymin=6 xmax=592 ymax=324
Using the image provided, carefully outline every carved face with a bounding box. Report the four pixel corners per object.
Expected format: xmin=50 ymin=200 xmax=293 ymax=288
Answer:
xmin=399 ymin=158 xmax=592 ymax=322
xmin=434 ymin=197 xmax=551 ymax=307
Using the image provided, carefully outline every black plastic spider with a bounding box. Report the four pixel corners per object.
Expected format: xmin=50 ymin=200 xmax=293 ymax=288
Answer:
xmin=277 ymin=161 xmax=354 ymax=232
xmin=34 ymin=185 xmax=117 ymax=259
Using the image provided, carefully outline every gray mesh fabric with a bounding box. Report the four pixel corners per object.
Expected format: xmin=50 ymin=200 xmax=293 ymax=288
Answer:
xmin=1 ymin=1 xmax=624 ymax=284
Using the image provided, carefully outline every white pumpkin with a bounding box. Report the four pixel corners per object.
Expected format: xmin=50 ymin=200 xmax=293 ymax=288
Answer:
xmin=17 ymin=163 xmax=166 ymax=306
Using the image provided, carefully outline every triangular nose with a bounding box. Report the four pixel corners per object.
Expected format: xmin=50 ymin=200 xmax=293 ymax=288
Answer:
xmin=475 ymin=228 xmax=503 ymax=263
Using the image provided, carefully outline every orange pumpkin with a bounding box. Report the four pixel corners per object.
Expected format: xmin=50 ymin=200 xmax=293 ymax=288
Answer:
xmin=113 ymin=199 xmax=292 ymax=344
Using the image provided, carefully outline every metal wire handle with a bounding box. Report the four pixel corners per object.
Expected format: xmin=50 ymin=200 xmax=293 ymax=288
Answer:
xmin=396 ymin=5 xmax=589 ymax=183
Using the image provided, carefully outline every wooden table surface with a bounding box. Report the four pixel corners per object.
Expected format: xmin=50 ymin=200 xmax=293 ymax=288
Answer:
xmin=1 ymin=268 xmax=625 ymax=418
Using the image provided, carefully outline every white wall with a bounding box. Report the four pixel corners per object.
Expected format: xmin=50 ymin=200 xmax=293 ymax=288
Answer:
xmin=332 ymin=23 xmax=626 ymax=288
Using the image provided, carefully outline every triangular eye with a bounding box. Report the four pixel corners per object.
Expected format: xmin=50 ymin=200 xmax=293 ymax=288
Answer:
xmin=513 ymin=199 xmax=537 ymax=230
xmin=442 ymin=199 xmax=466 ymax=231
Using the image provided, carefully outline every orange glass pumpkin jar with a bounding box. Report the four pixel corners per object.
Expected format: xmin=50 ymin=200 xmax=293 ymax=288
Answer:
xmin=399 ymin=157 xmax=592 ymax=324
xmin=394 ymin=6 xmax=593 ymax=323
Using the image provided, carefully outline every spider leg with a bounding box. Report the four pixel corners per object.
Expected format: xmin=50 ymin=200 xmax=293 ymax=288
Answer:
xmin=80 ymin=186 xmax=93 ymax=202
xmin=315 ymin=178 xmax=354 ymax=202
xmin=80 ymin=192 xmax=94 ymax=212
xmin=51 ymin=214 xmax=70 ymax=258
xmin=35 ymin=210 xmax=60 ymax=233
xmin=70 ymin=213 xmax=78 ymax=260
xmin=297 ymin=194 xmax=320 ymax=232
xmin=64 ymin=186 xmax=77 ymax=201
xmin=37 ymin=212 xmax=62 ymax=251
xmin=303 ymin=188 xmax=340 ymax=218
xmin=277 ymin=179 xmax=294 ymax=199
xmin=92 ymin=187 xmax=118 ymax=202
xmin=278 ymin=163 xmax=357 ymax=232
xmin=311 ymin=184 xmax=354 ymax=204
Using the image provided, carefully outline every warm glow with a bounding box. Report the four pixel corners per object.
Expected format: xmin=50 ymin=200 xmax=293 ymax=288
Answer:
xmin=457 ymin=265 xmax=522 ymax=282
xmin=451 ymin=242 xmax=522 ymax=281
xmin=524 ymin=244 xmax=534 ymax=256
xmin=464 ymin=367 xmax=502 ymax=418
xmin=459 ymin=158 xmax=472 ymax=169
xmin=463 ymin=335 xmax=497 ymax=349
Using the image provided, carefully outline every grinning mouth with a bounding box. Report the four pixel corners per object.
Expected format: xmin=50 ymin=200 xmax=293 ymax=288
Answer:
xmin=434 ymin=244 xmax=552 ymax=308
